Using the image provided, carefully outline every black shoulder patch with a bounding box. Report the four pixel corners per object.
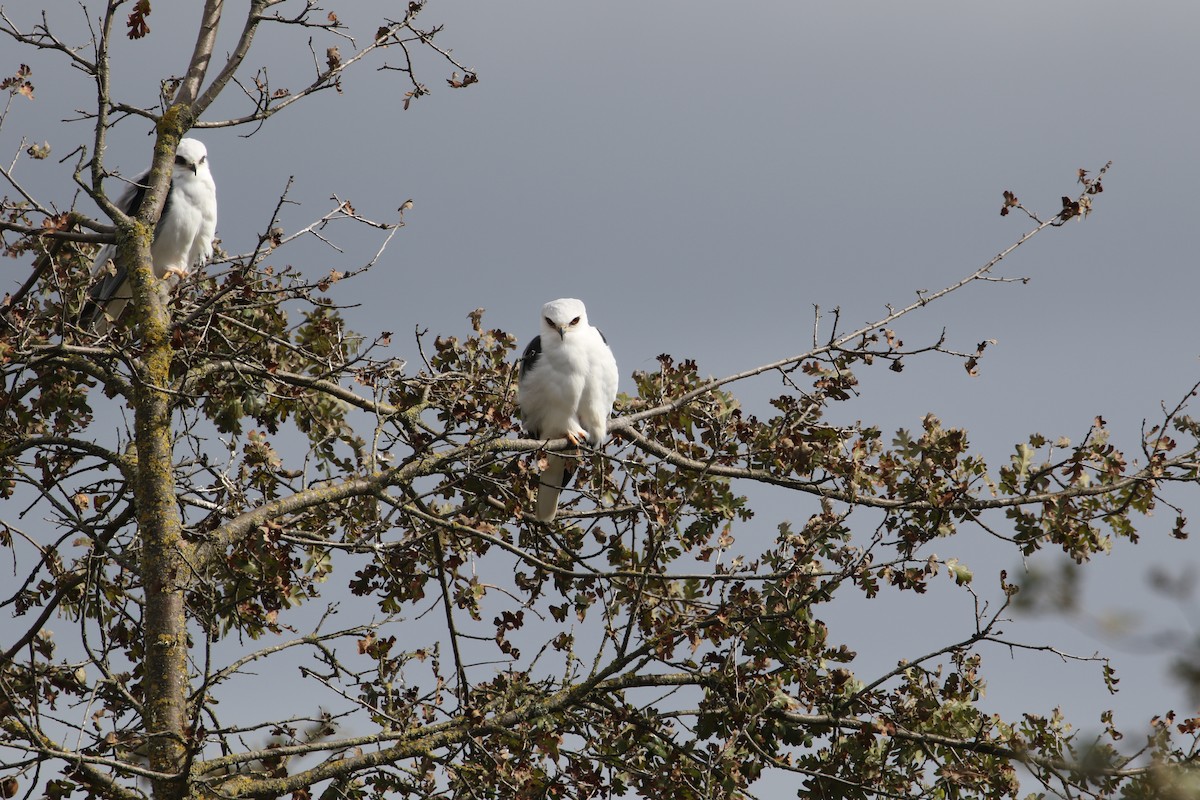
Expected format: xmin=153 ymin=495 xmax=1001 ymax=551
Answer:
xmin=518 ymin=335 xmax=542 ymax=379
xmin=122 ymin=172 xmax=174 ymax=228
xmin=159 ymin=177 xmax=175 ymax=226
xmin=123 ymin=182 xmax=149 ymax=218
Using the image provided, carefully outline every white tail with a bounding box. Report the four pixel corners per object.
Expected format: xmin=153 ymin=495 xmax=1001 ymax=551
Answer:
xmin=536 ymin=453 xmax=567 ymax=522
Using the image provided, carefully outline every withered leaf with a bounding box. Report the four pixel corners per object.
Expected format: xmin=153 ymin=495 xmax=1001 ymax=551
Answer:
xmin=127 ymin=0 xmax=151 ymax=39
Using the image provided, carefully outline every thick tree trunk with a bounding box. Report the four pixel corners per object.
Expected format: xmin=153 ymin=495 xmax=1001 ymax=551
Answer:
xmin=126 ymin=230 xmax=189 ymax=800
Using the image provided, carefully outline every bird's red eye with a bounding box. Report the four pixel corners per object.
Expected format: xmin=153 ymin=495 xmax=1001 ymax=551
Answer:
xmin=571 ymin=317 xmax=580 ymax=325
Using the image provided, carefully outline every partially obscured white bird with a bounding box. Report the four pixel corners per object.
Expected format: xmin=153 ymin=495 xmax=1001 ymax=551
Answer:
xmin=83 ymin=138 xmax=217 ymax=333
xmin=518 ymin=298 xmax=619 ymax=522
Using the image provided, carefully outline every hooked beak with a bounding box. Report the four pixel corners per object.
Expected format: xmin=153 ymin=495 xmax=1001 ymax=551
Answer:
xmin=555 ymin=325 xmax=565 ymax=340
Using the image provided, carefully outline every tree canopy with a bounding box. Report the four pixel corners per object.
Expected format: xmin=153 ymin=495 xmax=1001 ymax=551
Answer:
xmin=1 ymin=3 xmax=1199 ymax=800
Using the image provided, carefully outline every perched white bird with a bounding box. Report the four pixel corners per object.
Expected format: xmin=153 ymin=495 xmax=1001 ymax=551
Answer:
xmin=518 ymin=298 xmax=619 ymax=522
xmin=83 ymin=138 xmax=218 ymax=333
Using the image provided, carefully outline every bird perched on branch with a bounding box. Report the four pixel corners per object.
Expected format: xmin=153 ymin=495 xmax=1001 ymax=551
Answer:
xmin=83 ymin=138 xmax=218 ymax=333
xmin=518 ymin=298 xmax=619 ymax=522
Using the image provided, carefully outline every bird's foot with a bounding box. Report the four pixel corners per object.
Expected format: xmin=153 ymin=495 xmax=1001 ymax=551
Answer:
xmin=162 ymin=265 xmax=190 ymax=281
xmin=565 ymin=430 xmax=587 ymax=447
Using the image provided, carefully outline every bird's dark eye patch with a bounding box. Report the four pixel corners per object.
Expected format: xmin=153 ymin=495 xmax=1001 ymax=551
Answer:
xmin=545 ymin=317 xmax=553 ymax=327
xmin=199 ymin=155 xmax=207 ymax=164
xmin=174 ymin=155 xmax=187 ymax=166
xmin=571 ymin=317 xmax=580 ymax=325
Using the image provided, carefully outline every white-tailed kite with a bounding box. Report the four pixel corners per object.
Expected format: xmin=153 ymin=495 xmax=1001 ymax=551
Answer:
xmin=83 ymin=138 xmax=218 ymax=333
xmin=518 ymin=298 xmax=619 ymax=522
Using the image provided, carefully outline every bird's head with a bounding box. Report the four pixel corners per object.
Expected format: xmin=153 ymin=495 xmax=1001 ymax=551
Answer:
xmin=540 ymin=298 xmax=589 ymax=340
xmin=173 ymin=138 xmax=209 ymax=177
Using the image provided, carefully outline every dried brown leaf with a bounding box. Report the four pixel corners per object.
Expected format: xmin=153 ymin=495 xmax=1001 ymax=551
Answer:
xmin=127 ymin=0 xmax=151 ymax=39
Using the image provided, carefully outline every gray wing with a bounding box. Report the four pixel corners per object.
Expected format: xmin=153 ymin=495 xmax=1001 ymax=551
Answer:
xmin=516 ymin=333 xmax=579 ymax=520
xmin=82 ymin=169 xmax=171 ymax=328
xmin=516 ymin=334 xmax=544 ymax=435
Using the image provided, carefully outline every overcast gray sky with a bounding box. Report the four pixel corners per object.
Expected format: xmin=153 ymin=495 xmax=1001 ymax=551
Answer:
xmin=5 ymin=0 xmax=1200 ymax=767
